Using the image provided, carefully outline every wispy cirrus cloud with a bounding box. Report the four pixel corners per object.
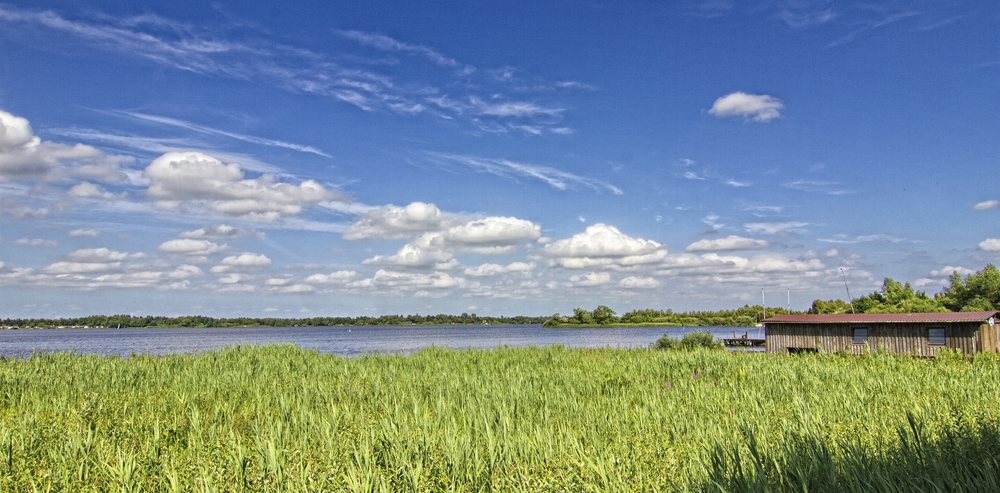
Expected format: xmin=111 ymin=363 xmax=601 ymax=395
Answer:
xmin=424 ymin=152 xmax=622 ymax=194
xmin=818 ymin=234 xmax=908 ymax=244
xmin=120 ymin=112 xmax=330 ymax=157
xmin=336 ymin=30 xmax=459 ymax=67
xmin=782 ymin=179 xmax=854 ymax=195
xmin=0 ymin=7 xmax=575 ymax=134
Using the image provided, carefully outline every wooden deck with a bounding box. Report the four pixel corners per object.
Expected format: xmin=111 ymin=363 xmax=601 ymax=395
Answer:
xmin=723 ymin=338 xmax=765 ymax=347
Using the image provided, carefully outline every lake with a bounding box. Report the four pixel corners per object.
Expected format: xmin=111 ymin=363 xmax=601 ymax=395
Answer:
xmin=0 ymin=325 xmax=765 ymax=358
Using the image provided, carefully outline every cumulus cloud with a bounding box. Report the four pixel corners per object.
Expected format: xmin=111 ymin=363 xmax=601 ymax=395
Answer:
xmin=68 ymin=229 xmax=100 ymax=237
xmin=343 ymin=202 xmax=450 ymax=240
xmin=655 ymin=253 xmax=824 ymax=277
xmin=567 ymin=271 xmax=611 ymax=287
xmin=709 ymin=92 xmax=783 ymax=122
xmin=41 ymin=247 xmax=141 ymax=275
xmin=361 ymin=213 xmax=541 ymax=270
xmin=464 ymin=262 xmax=535 ymax=277
xmin=179 ymin=224 xmax=262 ymax=240
xmin=360 ymin=269 xmax=467 ymax=291
xmin=65 ymin=248 xmax=140 ymax=263
xmin=67 ymin=182 xmax=123 ymax=200
xmin=158 ymin=239 xmax=227 ymax=256
xmin=973 ymin=200 xmax=999 ymax=211
xmin=930 ymin=266 xmax=976 ymax=277
xmin=541 ymin=223 xmax=666 ymax=269
xmin=210 ymin=253 xmax=272 ymax=274
xmin=363 ymin=236 xmax=459 ymax=270
xmin=305 ymin=270 xmax=362 ymax=284
xmin=0 ymin=109 xmax=131 ymax=182
xmin=443 ymin=217 xmax=541 ymax=248
xmin=143 ymin=151 xmax=342 ymax=221
xmin=618 ymin=276 xmax=660 ymax=289
xmin=686 ymin=235 xmax=769 ymax=252
xmin=980 ymin=238 xmax=1000 ymax=252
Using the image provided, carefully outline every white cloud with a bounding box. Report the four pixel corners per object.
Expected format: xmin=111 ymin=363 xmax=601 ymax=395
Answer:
xmin=686 ymin=235 xmax=769 ymax=252
xmin=709 ymin=92 xmax=783 ymax=122
xmin=973 ymin=200 xmax=999 ymax=211
xmin=365 ymin=269 xmax=466 ymax=290
xmin=15 ymin=238 xmax=57 ymax=247
xmin=68 ymin=229 xmax=100 ymax=237
xmin=726 ymin=179 xmax=751 ymax=187
xmin=980 ymin=238 xmax=1000 ymax=252
xmin=425 ymin=152 xmax=622 ymax=194
xmin=464 ymin=262 xmax=535 ymax=277
xmin=179 ymin=224 xmax=262 ymax=240
xmin=122 ymin=112 xmax=330 ymax=157
xmin=541 ymin=223 xmax=667 ymax=269
xmin=359 ymin=211 xmax=541 ymax=270
xmin=143 ymin=151 xmax=342 ymax=221
xmin=930 ymin=266 xmax=975 ymax=277
xmin=158 ymin=239 xmax=227 ymax=256
xmin=344 ymin=202 xmax=450 ymax=240
xmin=745 ymin=222 xmax=809 ymax=236
xmin=783 ymin=179 xmax=853 ymax=195
xmin=567 ymin=271 xmax=611 ymax=287
xmin=67 ymin=182 xmax=122 ymax=200
xmin=683 ymin=171 xmax=706 ymax=180
xmin=337 ymin=30 xmax=458 ymax=67
xmin=0 ymin=109 xmax=131 ymax=183
xmin=211 ymin=253 xmax=272 ymax=274
xmin=362 ymin=235 xmax=458 ymax=270
xmin=818 ymin=234 xmax=906 ymax=244
xmin=305 ymin=270 xmax=362 ymax=284
xmin=65 ymin=248 xmax=139 ymax=263
xmin=618 ymin=276 xmax=660 ymax=289
xmin=42 ymin=247 xmax=139 ymax=274
xmin=442 ymin=216 xmax=541 ymax=247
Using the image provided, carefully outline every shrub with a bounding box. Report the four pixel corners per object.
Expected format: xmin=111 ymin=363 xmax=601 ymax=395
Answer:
xmin=652 ymin=330 xmax=723 ymax=350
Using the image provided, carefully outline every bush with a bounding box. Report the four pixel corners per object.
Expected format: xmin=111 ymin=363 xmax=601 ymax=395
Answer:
xmin=652 ymin=331 xmax=723 ymax=350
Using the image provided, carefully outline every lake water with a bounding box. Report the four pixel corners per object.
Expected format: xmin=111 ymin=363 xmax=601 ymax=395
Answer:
xmin=0 ymin=325 xmax=764 ymax=358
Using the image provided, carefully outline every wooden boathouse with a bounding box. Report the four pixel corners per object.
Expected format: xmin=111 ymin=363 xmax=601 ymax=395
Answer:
xmin=763 ymin=311 xmax=999 ymax=355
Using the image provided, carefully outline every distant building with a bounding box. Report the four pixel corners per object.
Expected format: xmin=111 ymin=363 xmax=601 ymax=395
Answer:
xmin=763 ymin=311 xmax=999 ymax=355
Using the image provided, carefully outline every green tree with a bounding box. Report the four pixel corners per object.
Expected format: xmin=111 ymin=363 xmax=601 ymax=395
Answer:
xmin=591 ymin=305 xmax=619 ymax=325
xmin=852 ymin=278 xmax=947 ymax=313
xmin=808 ymin=299 xmax=854 ymax=314
xmin=938 ymin=264 xmax=1000 ymax=311
xmin=571 ymin=308 xmax=595 ymax=325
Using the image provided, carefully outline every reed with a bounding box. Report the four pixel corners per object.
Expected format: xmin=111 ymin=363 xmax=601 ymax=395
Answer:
xmin=0 ymin=345 xmax=998 ymax=491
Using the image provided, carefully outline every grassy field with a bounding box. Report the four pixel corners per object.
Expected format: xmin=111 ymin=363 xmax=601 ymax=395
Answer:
xmin=1 ymin=345 xmax=999 ymax=492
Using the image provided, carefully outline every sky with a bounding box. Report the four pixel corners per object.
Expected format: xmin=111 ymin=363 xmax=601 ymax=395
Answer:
xmin=0 ymin=0 xmax=997 ymax=319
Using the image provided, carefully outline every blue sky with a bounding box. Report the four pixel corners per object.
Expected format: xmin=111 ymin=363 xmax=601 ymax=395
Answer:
xmin=0 ymin=0 xmax=997 ymax=318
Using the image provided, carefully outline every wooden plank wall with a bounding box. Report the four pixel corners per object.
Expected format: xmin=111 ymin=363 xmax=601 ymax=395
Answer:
xmin=765 ymin=322 xmax=984 ymax=355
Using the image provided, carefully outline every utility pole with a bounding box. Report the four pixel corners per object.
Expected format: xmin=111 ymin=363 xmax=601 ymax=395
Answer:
xmin=841 ymin=268 xmax=856 ymax=314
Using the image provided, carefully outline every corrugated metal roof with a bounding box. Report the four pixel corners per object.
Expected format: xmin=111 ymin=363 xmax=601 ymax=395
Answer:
xmin=764 ymin=311 xmax=998 ymax=324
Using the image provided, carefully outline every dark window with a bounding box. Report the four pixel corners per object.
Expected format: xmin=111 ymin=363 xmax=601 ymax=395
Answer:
xmin=928 ymin=327 xmax=946 ymax=345
xmin=853 ymin=327 xmax=869 ymax=344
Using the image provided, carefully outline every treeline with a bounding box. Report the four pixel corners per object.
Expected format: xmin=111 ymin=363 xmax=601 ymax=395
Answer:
xmin=809 ymin=264 xmax=999 ymax=314
xmin=544 ymin=304 xmax=798 ymax=328
xmin=1 ymin=313 xmax=547 ymax=329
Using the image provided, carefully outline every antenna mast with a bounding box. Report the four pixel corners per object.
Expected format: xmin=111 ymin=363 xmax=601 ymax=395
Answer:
xmin=840 ymin=268 xmax=856 ymax=314
xmin=761 ymin=288 xmax=766 ymax=320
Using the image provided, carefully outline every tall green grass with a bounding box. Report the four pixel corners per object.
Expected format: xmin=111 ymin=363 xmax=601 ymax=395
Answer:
xmin=0 ymin=345 xmax=998 ymax=491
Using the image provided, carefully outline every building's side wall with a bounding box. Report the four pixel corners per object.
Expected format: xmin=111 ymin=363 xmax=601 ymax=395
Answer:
xmin=979 ymin=323 xmax=999 ymax=353
xmin=765 ymin=322 xmax=982 ymax=355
